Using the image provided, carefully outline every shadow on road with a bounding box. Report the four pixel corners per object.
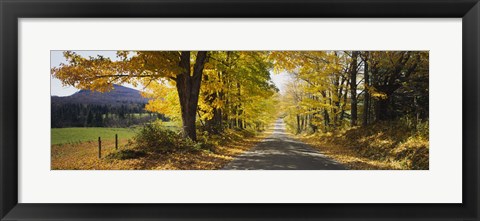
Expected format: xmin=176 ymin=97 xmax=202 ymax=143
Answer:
xmin=223 ymin=118 xmax=346 ymax=170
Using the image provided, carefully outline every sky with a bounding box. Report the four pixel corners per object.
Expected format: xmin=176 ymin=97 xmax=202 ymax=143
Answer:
xmin=50 ymin=51 xmax=292 ymax=96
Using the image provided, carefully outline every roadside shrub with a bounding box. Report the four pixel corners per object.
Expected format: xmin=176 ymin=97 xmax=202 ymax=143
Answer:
xmin=132 ymin=123 xmax=221 ymax=154
xmin=192 ymin=131 xmax=218 ymax=152
xmin=134 ymin=124 xmax=184 ymax=153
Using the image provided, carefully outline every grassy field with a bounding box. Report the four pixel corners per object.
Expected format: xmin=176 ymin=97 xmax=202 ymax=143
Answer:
xmin=51 ymin=129 xmax=271 ymax=170
xmin=51 ymin=120 xmax=273 ymax=170
xmin=51 ymin=121 xmax=181 ymax=145
xmin=51 ymin=127 xmax=138 ymax=145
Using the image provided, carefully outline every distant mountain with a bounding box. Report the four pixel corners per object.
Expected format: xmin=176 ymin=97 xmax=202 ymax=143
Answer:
xmin=51 ymin=84 xmax=148 ymax=106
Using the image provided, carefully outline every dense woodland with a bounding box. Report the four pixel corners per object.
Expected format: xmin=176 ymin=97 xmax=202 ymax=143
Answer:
xmin=51 ymin=103 xmax=161 ymax=127
xmin=279 ymin=51 xmax=429 ymax=133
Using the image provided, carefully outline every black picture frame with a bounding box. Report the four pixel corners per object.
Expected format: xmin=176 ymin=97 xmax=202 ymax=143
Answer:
xmin=1 ymin=0 xmax=479 ymax=220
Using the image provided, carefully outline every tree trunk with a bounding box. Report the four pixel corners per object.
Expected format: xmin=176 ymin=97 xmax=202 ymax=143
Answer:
xmin=236 ymin=82 xmax=243 ymax=129
xmin=362 ymin=54 xmax=370 ymax=126
xmin=205 ymin=95 xmax=223 ymax=134
xmin=175 ymin=51 xmax=208 ymax=141
xmin=321 ymin=90 xmax=330 ymax=131
xmin=350 ymin=51 xmax=359 ymax=126
xmin=296 ymin=114 xmax=301 ymax=134
xmin=375 ymin=98 xmax=390 ymax=121
xmin=340 ymin=81 xmax=349 ymax=121
xmin=323 ymin=109 xmax=329 ymax=131
xmin=204 ymin=72 xmax=224 ymax=134
xmin=301 ymin=115 xmax=305 ymax=131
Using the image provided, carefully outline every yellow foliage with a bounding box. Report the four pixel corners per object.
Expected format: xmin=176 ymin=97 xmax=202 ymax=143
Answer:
xmin=367 ymin=85 xmax=388 ymax=100
xmin=299 ymin=121 xmax=429 ymax=170
xmin=142 ymin=81 xmax=181 ymax=121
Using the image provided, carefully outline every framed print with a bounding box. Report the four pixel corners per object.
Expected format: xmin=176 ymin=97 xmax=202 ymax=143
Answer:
xmin=1 ymin=0 xmax=479 ymax=220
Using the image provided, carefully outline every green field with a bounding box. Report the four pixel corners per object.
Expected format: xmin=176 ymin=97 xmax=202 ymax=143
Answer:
xmin=51 ymin=127 xmax=138 ymax=145
xmin=51 ymin=121 xmax=182 ymax=145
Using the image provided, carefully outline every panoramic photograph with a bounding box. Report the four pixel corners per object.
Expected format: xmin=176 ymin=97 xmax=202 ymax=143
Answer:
xmin=51 ymin=51 xmax=429 ymax=170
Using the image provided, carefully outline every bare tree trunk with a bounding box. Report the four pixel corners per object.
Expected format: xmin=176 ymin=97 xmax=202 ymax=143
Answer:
xmin=176 ymin=51 xmax=208 ymax=141
xmin=350 ymin=51 xmax=359 ymax=126
xmin=300 ymin=115 xmax=305 ymax=131
xmin=362 ymin=53 xmax=370 ymax=126
xmin=296 ymin=114 xmax=301 ymax=134
xmin=340 ymin=79 xmax=349 ymax=121
xmin=321 ymin=90 xmax=330 ymax=131
xmin=204 ymin=72 xmax=222 ymax=134
xmin=236 ymin=82 xmax=243 ymax=129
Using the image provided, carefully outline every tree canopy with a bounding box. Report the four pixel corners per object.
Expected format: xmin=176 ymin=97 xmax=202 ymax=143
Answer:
xmin=278 ymin=51 xmax=428 ymax=133
xmin=52 ymin=50 xmax=428 ymax=141
xmin=52 ymin=51 xmax=279 ymax=141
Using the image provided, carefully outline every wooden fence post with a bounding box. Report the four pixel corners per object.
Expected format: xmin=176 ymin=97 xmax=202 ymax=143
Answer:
xmin=98 ymin=137 xmax=102 ymax=159
xmin=115 ymin=134 xmax=118 ymax=150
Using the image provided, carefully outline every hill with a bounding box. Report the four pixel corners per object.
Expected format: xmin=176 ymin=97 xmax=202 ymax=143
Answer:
xmin=51 ymin=84 xmax=148 ymax=106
